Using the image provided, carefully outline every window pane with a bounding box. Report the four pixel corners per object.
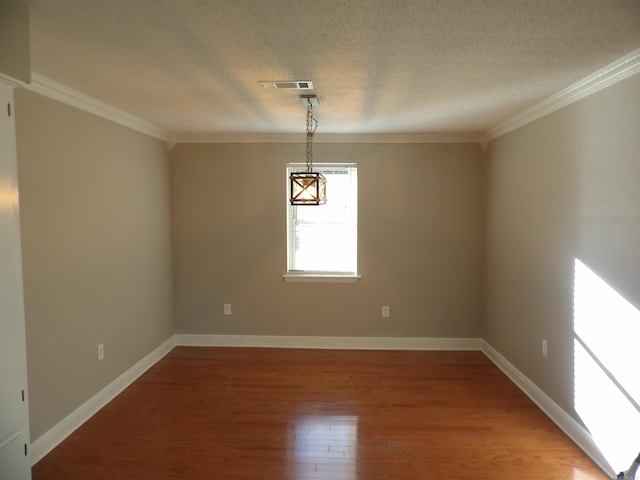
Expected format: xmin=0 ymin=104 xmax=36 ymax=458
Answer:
xmin=287 ymin=164 xmax=357 ymax=274
xmin=294 ymin=224 xmax=356 ymax=272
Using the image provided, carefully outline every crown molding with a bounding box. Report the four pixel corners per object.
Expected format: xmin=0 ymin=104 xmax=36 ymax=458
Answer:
xmin=0 ymin=72 xmax=28 ymax=88
xmin=24 ymin=74 xmax=171 ymax=142
xmin=173 ymin=131 xmax=488 ymax=145
xmin=23 ymin=47 xmax=640 ymax=147
xmin=488 ymin=48 xmax=640 ymax=140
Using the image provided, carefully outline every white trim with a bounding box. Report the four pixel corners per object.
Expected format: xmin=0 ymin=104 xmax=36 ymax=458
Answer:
xmin=282 ymin=274 xmax=361 ymax=283
xmin=173 ymin=132 xmax=488 ymax=145
xmin=24 ymin=74 xmax=171 ymax=142
xmin=27 ymin=334 xmax=614 ymax=476
xmin=480 ymin=340 xmax=614 ymax=476
xmin=175 ymin=334 xmax=482 ymax=351
xmin=21 ymin=49 xmax=640 ymax=147
xmin=488 ymin=48 xmax=640 ymax=140
xmin=29 ymin=336 xmax=176 ymax=466
xmin=16 ymin=49 xmax=639 ymax=147
xmin=0 ymin=73 xmax=26 ymax=88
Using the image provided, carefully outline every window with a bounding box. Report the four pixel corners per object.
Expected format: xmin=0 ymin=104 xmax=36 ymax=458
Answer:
xmin=285 ymin=163 xmax=358 ymax=281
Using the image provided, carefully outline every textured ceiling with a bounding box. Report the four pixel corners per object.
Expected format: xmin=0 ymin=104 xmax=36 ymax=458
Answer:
xmin=25 ymin=0 xmax=640 ymax=136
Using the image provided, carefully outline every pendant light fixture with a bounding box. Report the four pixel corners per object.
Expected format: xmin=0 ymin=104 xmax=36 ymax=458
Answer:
xmin=289 ymin=95 xmax=327 ymax=206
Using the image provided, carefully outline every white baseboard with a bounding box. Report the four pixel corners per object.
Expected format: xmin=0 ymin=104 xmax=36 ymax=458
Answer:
xmin=30 ymin=336 xmax=176 ymax=466
xmin=28 ymin=334 xmax=479 ymax=465
xmin=480 ymin=340 xmax=613 ymax=477
xmin=175 ymin=334 xmax=482 ymax=351
xmin=29 ymin=334 xmax=612 ymax=477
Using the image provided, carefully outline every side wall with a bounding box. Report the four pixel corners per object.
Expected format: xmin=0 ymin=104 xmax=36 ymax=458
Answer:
xmin=0 ymin=0 xmax=30 ymax=84
xmin=15 ymin=89 xmax=175 ymax=442
xmin=485 ymin=74 xmax=640 ymax=471
xmin=170 ymin=142 xmax=485 ymax=339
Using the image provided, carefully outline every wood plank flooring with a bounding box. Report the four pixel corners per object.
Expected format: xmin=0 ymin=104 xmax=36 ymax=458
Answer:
xmin=32 ymin=347 xmax=608 ymax=479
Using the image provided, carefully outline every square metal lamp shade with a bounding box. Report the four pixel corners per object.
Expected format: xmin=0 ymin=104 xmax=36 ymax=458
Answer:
xmin=290 ymin=171 xmax=327 ymax=205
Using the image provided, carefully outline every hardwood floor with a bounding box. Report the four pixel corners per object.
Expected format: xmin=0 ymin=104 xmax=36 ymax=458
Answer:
xmin=33 ymin=347 xmax=608 ymax=479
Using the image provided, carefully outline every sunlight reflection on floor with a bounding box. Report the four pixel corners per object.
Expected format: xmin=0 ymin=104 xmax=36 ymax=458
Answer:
xmin=573 ymin=466 xmax=607 ymax=480
xmin=292 ymin=415 xmax=358 ymax=480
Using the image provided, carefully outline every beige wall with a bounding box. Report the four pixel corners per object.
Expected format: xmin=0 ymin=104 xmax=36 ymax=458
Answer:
xmin=0 ymin=0 xmax=30 ymax=83
xmin=12 ymin=64 xmax=638 ymax=469
xmin=485 ymin=74 xmax=640 ymax=420
xmin=15 ymin=90 xmax=174 ymax=441
xmin=170 ymin=142 xmax=485 ymax=338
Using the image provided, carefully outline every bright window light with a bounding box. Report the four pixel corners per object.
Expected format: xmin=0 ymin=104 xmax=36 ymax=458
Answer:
xmin=286 ymin=164 xmax=357 ymax=275
xmin=573 ymin=258 xmax=640 ymax=472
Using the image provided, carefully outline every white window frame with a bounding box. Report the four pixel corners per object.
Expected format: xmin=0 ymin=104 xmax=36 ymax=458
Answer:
xmin=284 ymin=163 xmax=360 ymax=283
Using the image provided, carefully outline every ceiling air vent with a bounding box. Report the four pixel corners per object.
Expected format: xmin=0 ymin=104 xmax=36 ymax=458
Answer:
xmin=259 ymin=80 xmax=314 ymax=90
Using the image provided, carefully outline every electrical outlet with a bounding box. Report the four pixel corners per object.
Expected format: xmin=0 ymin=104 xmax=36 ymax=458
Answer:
xmin=382 ymin=306 xmax=390 ymax=318
xmin=224 ymin=304 xmax=232 ymax=315
xmin=541 ymin=339 xmax=548 ymax=358
xmin=98 ymin=343 xmax=104 ymax=361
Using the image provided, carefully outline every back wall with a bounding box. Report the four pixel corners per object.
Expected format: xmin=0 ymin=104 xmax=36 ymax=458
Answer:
xmin=170 ymin=142 xmax=486 ymax=339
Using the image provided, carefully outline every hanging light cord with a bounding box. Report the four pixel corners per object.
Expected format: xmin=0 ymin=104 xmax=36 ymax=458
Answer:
xmin=305 ymin=100 xmax=318 ymax=173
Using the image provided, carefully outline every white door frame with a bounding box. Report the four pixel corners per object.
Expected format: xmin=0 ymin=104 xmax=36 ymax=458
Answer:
xmin=0 ymin=82 xmax=32 ymax=480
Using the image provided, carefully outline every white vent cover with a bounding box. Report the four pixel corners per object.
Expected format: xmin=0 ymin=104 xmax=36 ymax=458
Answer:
xmin=259 ymin=80 xmax=314 ymax=90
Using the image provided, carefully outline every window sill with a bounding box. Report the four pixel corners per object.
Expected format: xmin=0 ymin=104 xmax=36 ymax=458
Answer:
xmin=282 ymin=273 xmax=361 ymax=283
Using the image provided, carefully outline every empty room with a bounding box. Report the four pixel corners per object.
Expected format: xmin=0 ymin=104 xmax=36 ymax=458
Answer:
xmin=1 ymin=1 xmax=639 ymax=479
